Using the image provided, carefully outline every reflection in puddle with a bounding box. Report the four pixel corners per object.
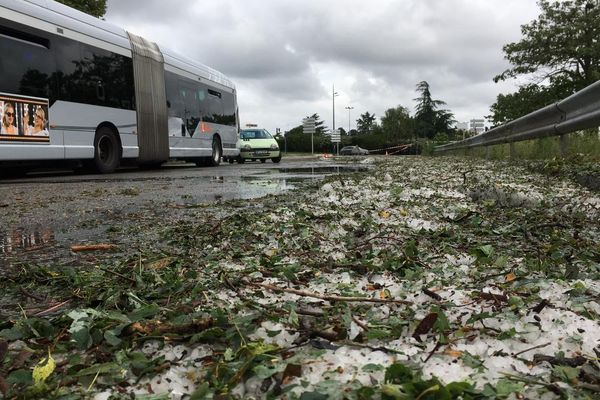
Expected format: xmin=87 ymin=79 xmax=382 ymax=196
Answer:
xmin=276 ymin=166 xmax=370 ymax=175
xmin=1 ymin=227 xmax=54 ymax=254
xmin=238 ymin=165 xmax=370 ymax=196
xmin=242 ymin=177 xmax=297 ymax=191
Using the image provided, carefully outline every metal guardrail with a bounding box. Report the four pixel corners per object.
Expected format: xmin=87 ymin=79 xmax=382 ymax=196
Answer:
xmin=435 ymin=80 xmax=600 ymax=152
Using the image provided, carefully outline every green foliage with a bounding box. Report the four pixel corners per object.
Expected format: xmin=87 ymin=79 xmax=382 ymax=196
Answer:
xmin=380 ymin=106 xmax=414 ymax=142
xmin=462 ymin=132 xmax=600 ymax=166
xmin=488 ymin=84 xmax=571 ymax=124
xmin=381 ymin=363 xmax=484 ymax=399
xmin=356 ymin=111 xmax=378 ymax=135
xmin=282 ymin=114 xmax=334 ymax=153
xmin=414 ymin=81 xmax=455 ymax=139
xmin=283 ymin=130 xmax=332 ymax=153
xmin=491 ymin=0 xmax=600 ymax=122
xmin=56 ymin=0 xmax=107 ymax=17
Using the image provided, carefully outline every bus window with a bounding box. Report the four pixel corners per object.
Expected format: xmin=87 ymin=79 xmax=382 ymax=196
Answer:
xmin=179 ymin=80 xmax=201 ymax=135
xmin=221 ymin=91 xmax=236 ymax=126
xmin=205 ymin=89 xmax=223 ymax=124
xmin=0 ymin=23 xmax=57 ymax=102
xmin=54 ymin=40 xmax=135 ymax=110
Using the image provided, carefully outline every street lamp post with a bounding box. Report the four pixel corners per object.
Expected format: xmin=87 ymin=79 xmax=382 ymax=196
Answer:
xmin=345 ymin=106 xmax=354 ymax=134
xmin=333 ymin=85 xmax=339 ymax=154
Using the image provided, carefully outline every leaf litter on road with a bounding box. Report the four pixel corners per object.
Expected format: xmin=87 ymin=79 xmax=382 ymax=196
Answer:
xmin=1 ymin=156 xmax=599 ymax=399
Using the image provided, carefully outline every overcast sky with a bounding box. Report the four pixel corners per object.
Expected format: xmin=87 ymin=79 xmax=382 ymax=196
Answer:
xmin=105 ymin=0 xmax=541 ymax=133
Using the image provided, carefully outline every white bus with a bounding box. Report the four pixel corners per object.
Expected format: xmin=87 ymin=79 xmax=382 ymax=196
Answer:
xmin=0 ymin=0 xmax=239 ymax=173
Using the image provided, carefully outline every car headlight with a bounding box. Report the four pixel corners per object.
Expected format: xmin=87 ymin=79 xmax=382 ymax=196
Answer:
xmin=270 ymin=143 xmax=279 ymax=150
xmin=243 ymin=144 xmax=252 ymax=150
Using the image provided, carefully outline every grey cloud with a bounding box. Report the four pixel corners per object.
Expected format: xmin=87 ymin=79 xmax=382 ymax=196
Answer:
xmin=104 ymin=0 xmax=540 ymax=131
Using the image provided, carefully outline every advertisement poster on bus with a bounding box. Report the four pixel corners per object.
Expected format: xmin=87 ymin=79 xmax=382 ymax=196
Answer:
xmin=0 ymin=93 xmax=50 ymax=143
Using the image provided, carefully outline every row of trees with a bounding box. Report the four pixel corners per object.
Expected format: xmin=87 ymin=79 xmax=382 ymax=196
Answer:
xmin=284 ymin=0 xmax=600 ymax=152
xmin=282 ymin=81 xmax=464 ymax=152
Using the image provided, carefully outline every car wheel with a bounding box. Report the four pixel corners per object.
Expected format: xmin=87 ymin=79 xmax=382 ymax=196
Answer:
xmin=260 ymin=159 xmax=266 ymax=163
xmin=271 ymin=156 xmax=281 ymax=163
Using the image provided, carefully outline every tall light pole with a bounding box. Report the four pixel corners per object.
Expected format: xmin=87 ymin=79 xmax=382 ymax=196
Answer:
xmin=345 ymin=106 xmax=354 ymax=133
xmin=333 ymin=85 xmax=339 ymax=154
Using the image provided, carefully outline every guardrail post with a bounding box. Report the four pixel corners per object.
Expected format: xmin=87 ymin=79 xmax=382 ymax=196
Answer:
xmin=485 ymin=146 xmax=490 ymax=160
xmin=510 ymin=142 xmax=516 ymax=159
xmin=559 ymin=134 xmax=569 ymax=157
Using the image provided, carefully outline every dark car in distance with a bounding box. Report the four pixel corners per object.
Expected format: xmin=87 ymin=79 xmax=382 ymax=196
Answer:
xmin=340 ymin=145 xmax=369 ymax=155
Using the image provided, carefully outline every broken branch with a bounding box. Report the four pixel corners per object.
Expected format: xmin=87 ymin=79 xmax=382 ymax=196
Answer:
xmin=247 ymin=281 xmax=413 ymax=305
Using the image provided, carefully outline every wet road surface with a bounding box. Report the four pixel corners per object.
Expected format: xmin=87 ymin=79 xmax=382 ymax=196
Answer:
xmin=0 ymin=157 xmax=372 ymax=263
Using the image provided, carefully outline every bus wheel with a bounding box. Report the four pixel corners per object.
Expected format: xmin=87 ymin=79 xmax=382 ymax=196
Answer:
xmin=209 ymin=137 xmax=222 ymax=166
xmin=93 ymin=127 xmax=121 ymax=173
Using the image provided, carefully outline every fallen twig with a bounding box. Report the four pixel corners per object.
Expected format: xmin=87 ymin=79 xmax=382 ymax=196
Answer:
xmin=513 ymin=342 xmax=551 ymax=357
xmin=533 ymin=353 xmax=587 ymax=367
xmin=19 ymin=287 xmax=45 ymax=302
xmin=247 ymin=281 xmax=413 ymax=305
xmin=501 ymin=372 xmax=565 ymax=396
xmin=352 ymin=315 xmax=369 ymax=331
xmin=32 ymin=300 xmax=71 ymax=316
xmin=423 ymin=340 xmax=442 ymax=363
xmin=70 ymin=244 xmax=118 ymax=252
xmin=476 ymin=291 xmax=508 ymax=303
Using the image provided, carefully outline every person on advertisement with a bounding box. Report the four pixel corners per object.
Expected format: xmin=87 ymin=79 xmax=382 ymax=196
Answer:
xmin=2 ymin=102 xmax=18 ymax=135
xmin=22 ymin=104 xmax=34 ymax=135
xmin=32 ymin=107 xmax=49 ymax=136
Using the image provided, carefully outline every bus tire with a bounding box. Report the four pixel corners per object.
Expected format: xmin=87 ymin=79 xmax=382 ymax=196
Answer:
xmin=93 ymin=127 xmax=121 ymax=173
xmin=208 ymin=137 xmax=222 ymax=167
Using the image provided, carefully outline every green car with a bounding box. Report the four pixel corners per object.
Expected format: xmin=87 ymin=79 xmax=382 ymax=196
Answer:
xmin=237 ymin=128 xmax=281 ymax=163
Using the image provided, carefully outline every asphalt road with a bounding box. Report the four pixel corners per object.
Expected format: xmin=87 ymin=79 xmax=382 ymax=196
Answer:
xmin=0 ymin=156 xmax=371 ymax=264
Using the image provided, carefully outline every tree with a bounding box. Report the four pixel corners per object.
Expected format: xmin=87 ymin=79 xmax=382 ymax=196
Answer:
xmin=356 ymin=112 xmax=377 ymax=135
xmin=491 ymin=0 xmax=600 ymax=122
xmin=56 ymin=0 xmax=107 ymax=18
xmin=413 ymin=81 xmax=454 ymax=139
xmin=488 ymin=83 xmax=570 ymax=124
xmin=380 ymin=106 xmax=414 ymax=141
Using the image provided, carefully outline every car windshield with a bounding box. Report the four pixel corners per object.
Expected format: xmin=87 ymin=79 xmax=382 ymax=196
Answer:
xmin=241 ymin=129 xmax=273 ymax=139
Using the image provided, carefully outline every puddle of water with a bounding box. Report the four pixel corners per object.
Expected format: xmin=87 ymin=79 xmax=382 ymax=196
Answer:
xmin=1 ymin=227 xmax=55 ymax=254
xmin=240 ymin=176 xmax=297 ymax=190
xmin=276 ymin=165 xmax=370 ymax=175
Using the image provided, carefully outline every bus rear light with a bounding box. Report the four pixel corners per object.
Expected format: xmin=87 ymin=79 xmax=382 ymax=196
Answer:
xmin=201 ymin=122 xmax=211 ymax=133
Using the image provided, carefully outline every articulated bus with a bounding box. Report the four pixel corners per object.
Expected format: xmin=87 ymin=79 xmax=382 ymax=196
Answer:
xmin=0 ymin=0 xmax=239 ymax=174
